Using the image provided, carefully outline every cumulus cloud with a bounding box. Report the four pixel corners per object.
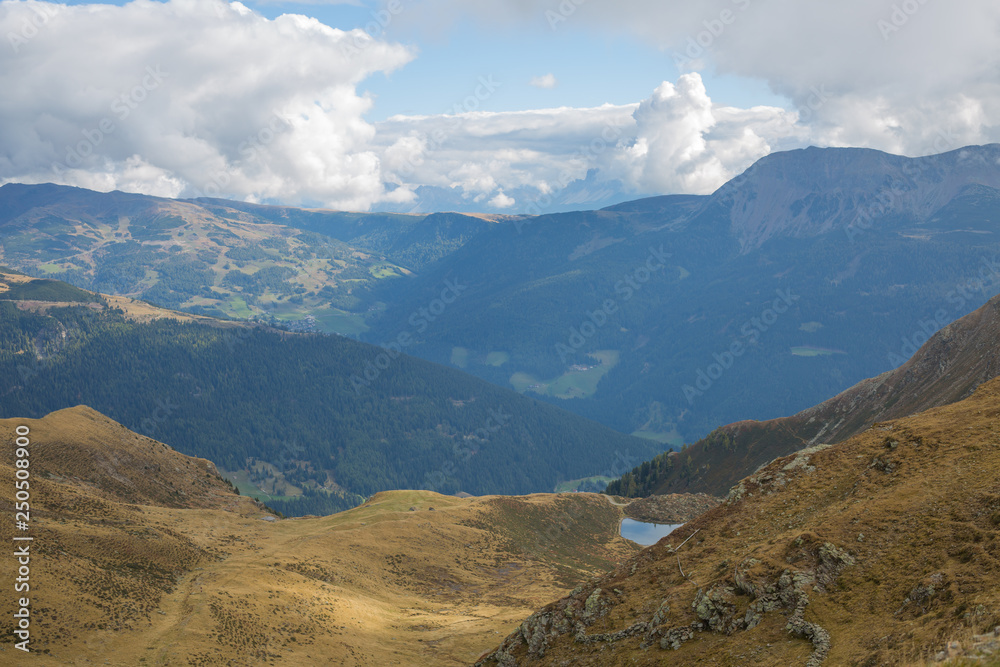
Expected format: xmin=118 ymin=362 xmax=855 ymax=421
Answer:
xmin=392 ymin=0 xmax=1000 ymax=158
xmin=488 ymin=190 xmax=515 ymax=208
xmin=0 ymin=0 xmax=413 ymax=208
xmin=529 ymin=73 xmax=558 ymax=89
xmin=618 ymin=74 xmax=801 ymax=194
xmin=375 ymin=73 xmax=799 ymax=206
xmin=10 ymin=0 xmax=988 ymax=212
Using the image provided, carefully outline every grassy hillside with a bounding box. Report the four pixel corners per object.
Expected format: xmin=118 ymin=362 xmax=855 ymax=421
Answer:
xmin=0 ymin=183 xmax=411 ymax=334
xmin=0 ymin=407 xmax=639 ymax=665
xmin=196 ymin=198 xmax=501 ymax=270
xmin=0 ymin=279 xmax=659 ymax=513
xmin=478 ymin=376 xmax=1000 ymax=665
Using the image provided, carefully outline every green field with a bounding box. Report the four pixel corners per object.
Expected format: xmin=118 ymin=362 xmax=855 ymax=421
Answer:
xmin=510 ymin=350 xmax=620 ymax=400
xmin=451 ymin=346 xmax=470 ymax=368
xmin=369 ymin=262 xmax=405 ymax=279
xmin=265 ymin=304 xmax=306 ymax=323
xmin=554 ymin=476 xmax=615 ymax=493
xmin=314 ymin=309 xmax=369 ymax=336
xmin=791 ymin=345 xmax=847 ymax=357
xmin=631 ymin=429 xmax=684 ymax=447
xmin=485 ymin=351 xmax=509 ymax=366
xmin=227 ymin=295 xmax=253 ymax=318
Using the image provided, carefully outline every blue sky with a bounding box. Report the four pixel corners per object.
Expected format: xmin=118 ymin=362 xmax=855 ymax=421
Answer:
xmin=55 ymin=0 xmax=790 ymax=120
xmin=258 ymin=1 xmax=792 ymax=120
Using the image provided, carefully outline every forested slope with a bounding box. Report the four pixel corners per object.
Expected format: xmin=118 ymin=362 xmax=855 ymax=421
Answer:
xmin=0 ymin=279 xmax=658 ymax=514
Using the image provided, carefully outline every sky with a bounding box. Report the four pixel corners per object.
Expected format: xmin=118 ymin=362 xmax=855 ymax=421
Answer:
xmin=1 ymin=0 xmax=998 ymax=212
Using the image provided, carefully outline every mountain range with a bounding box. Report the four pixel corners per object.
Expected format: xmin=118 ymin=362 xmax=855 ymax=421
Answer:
xmin=366 ymin=144 xmax=1000 ymax=443
xmin=0 ymin=182 xmax=498 ymax=336
xmin=5 ymin=144 xmax=1000 ymax=664
xmin=4 ymin=145 xmax=1000 ymax=449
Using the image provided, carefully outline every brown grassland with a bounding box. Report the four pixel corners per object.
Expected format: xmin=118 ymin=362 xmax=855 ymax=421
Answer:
xmin=478 ymin=377 xmax=1000 ymax=666
xmin=0 ymin=406 xmax=638 ymax=665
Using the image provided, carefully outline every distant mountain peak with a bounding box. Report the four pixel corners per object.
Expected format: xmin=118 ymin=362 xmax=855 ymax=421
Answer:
xmin=713 ymin=143 xmax=1000 ymax=250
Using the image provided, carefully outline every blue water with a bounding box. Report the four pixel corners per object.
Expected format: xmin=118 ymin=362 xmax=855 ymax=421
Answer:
xmin=619 ymin=518 xmax=683 ymax=546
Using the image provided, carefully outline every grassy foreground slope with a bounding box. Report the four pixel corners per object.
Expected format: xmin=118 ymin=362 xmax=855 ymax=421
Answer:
xmin=479 ymin=376 xmax=1000 ymax=666
xmin=0 ymin=406 xmax=639 ymax=665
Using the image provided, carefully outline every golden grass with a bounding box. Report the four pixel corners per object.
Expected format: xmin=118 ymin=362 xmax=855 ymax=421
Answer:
xmin=0 ymin=407 xmax=637 ymax=665
xmin=476 ymin=377 xmax=1000 ymax=666
xmin=0 ymin=279 xmax=251 ymax=329
xmin=0 ymin=270 xmax=34 ymax=292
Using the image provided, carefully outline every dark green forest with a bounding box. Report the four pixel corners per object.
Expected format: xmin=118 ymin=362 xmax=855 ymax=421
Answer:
xmin=604 ymin=428 xmax=735 ymax=497
xmin=0 ymin=298 xmax=660 ymax=515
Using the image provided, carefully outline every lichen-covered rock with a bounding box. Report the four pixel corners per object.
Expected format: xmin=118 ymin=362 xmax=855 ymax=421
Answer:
xmin=582 ymin=588 xmax=607 ymax=622
xmin=786 ymin=613 xmax=832 ymax=667
xmin=659 ymin=625 xmax=695 ymax=650
xmin=815 ymin=542 xmax=855 ymax=592
xmin=692 ymin=586 xmax=739 ymax=633
xmin=520 ymin=611 xmax=553 ymax=657
xmin=478 ymin=539 xmax=855 ymax=666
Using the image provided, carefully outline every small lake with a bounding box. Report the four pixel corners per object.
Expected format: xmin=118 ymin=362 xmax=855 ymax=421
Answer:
xmin=619 ymin=518 xmax=683 ymax=546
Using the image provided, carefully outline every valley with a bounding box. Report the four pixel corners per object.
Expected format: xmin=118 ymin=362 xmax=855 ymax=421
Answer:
xmin=7 ymin=147 xmax=1000 ymax=449
xmin=607 ymin=291 xmax=1000 ymax=499
xmin=4 ymin=146 xmax=1000 ymax=666
xmin=0 ymin=270 xmax=658 ymax=515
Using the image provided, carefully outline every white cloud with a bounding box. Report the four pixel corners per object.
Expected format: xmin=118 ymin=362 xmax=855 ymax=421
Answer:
xmin=617 ymin=74 xmax=802 ymax=194
xmin=374 ymin=103 xmax=637 ymax=206
xmin=375 ymin=73 xmax=799 ymax=206
xmin=9 ymin=0 xmax=993 ymax=212
xmin=0 ymin=0 xmax=413 ymax=209
xmin=529 ymin=73 xmax=557 ymax=89
xmin=488 ymin=190 xmax=515 ymax=208
xmin=392 ymin=0 xmax=1000 ymax=158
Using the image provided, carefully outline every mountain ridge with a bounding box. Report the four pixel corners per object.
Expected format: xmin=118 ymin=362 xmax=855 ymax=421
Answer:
xmin=608 ymin=290 xmax=1000 ymax=499
xmin=478 ymin=374 xmax=1000 ymax=665
xmin=614 ymin=144 xmax=1000 ymax=251
xmin=5 ymin=144 xmax=1000 ymax=448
